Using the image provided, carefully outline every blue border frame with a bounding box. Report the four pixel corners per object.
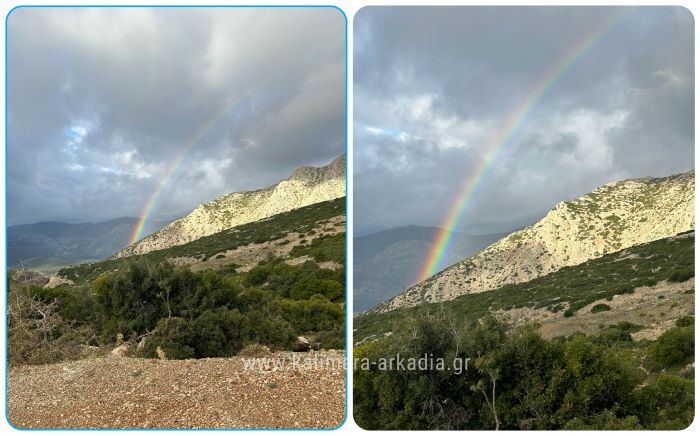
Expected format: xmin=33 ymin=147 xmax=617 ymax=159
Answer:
xmin=3 ymin=4 xmax=349 ymax=431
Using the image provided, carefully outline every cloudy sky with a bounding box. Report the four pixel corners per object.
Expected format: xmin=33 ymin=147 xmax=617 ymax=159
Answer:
xmin=354 ymin=6 xmax=693 ymax=236
xmin=8 ymin=7 xmax=345 ymax=226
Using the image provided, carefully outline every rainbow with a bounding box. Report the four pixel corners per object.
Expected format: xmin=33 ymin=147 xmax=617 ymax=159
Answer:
xmin=128 ymin=95 xmax=250 ymax=245
xmin=416 ymin=7 xmax=633 ymax=283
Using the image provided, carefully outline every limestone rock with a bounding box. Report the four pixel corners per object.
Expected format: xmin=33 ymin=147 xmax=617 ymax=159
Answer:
xmin=379 ymin=170 xmax=694 ymax=312
xmin=114 ymin=154 xmax=345 ymax=258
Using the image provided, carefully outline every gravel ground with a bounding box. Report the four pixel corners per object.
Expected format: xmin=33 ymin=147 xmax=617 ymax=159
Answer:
xmin=7 ymin=351 xmax=346 ymax=429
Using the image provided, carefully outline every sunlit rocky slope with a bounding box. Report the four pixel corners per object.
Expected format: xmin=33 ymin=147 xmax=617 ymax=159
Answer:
xmin=379 ymin=170 xmax=694 ymax=312
xmin=115 ymin=154 xmax=345 ymax=258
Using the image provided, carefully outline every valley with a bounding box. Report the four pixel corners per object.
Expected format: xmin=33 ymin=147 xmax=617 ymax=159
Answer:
xmin=7 ymin=218 xmax=169 ymax=273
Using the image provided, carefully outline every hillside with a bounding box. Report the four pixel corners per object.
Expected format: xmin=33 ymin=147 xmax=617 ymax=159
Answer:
xmin=7 ymin=218 xmax=167 ymax=273
xmin=355 ymin=231 xmax=694 ymax=343
xmin=379 ymin=171 xmax=694 ymax=312
xmin=354 ymin=226 xmax=506 ymax=312
xmin=115 ymin=154 xmax=345 ymax=258
xmin=11 ymin=196 xmax=346 ymax=365
xmin=55 ymin=197 xmax=345 ymax=285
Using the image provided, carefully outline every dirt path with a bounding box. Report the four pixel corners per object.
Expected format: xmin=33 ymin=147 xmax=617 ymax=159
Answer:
xmin=7 ymin=351 xmax=346 ymax=429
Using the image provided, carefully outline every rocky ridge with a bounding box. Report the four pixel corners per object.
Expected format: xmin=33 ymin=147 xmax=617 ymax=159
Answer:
xmin=115 ymin=155 xmax=345 ymax=258
xmin=379 ymin=170 xmax=694 ymax=312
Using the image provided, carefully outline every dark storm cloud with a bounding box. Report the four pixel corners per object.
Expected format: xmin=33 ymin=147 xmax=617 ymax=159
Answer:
xmin=354 ymin=6 xmax=693 ymax=236
xmin=8 ymin=7 xmax=345 ymax=225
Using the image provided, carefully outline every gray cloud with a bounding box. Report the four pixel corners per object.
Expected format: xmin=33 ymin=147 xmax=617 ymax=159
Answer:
xmin=354 ymin=6 xmax=693 ymax=236
xmin=8 ymin=7 xmax=345 ymax=226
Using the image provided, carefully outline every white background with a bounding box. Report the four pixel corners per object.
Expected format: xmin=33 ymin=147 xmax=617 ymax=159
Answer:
xmin=0 ymin=0 xmax=697 ymax=434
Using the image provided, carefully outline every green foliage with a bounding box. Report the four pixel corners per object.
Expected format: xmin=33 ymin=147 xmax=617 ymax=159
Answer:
xmin=20 ymin=256 xmax=344 ymax=361
xmin=92 ymin=262 xmax=169 ymax=342
xmin=354 ymin=312 xmax=693 ymax=430
xmin=590 ymin=303 xmax=611 ymax=313
xmin=290 ymin=276 xmax=344 ymax=301
xmin=290 ymin=233 xmax=346 ymax=264
xmin=669 ymin=267 xmax=693 ymax=283
xmin=58 ymin=197 xmax=345 ymax=284
xmin=140 ymin=317 xmax=195 ymax=359
xmin=676 ymin=315 xmax=694 ymax=327
xmin=357 ymin=234 xmax=694 ymax=341
xmin=649 ymin=324 xmax=694 ymax=370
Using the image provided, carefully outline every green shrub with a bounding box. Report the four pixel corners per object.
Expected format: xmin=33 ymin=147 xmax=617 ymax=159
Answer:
xmin=675 ymin=315 xmax=694 ymax=327
xmin=290 ymin=276 xmax=344 ymax=301
xmin=140 ymin=317 xmax=195 ymax=360
xmin=649 ymin=326 xmax=694 ymax=370
xmin=669 ymin=268 xmax=693 ymax=283
xmin=190 ymin=308 xmax=247 ymax=357
xmin=591 ymin=303 xmax=612 ymax=313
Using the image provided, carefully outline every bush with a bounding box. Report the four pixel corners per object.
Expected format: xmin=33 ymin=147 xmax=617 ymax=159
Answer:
xmin=649 ymin=326 xmax=694 ymax=370
xmin=564 ymin=308 xmax=575 ymax=317
xmin=668 ymin=268 xmax=693 ymax=283
xmin=590 ymin=304 xmax=611 ymax=313
xmin=190 ymin=308 xmax=247 ymax=357
xmin=7 ymin=282 xmax=95 ymax=366
xmin=15 ymin=254 xmax=345 ymax=362
xmin=140 ymin=317 xmax=194 ymax=360
xmin=314 ymin=322 xmax=345 ymax=350
xmin=290 ymin=276 xmax=343 ymax=301
xmin=594 ymin=327 xmax=632 ymax=345
xmin=675 ymin=315 xmax=694 ymax=328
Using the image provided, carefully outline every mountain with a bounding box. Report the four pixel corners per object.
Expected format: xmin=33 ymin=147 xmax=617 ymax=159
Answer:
xmin=55 ymin=197 xmax=345 ymax=286
xmin=378 ymin=170 xmax=694 ymax=312
xmin=7 ymin=218 xmax=167 ymax=273
xmin=115 ymin=154 xmax=345 ymax=258
xmin=353 ymin=226 xmax=507 ymax=313
xmin=355 ymin=230 xmax=694 ymax=343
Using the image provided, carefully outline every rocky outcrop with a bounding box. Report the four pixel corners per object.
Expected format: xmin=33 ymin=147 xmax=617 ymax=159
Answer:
xmin=379 ymin=170 xmax=694 ymax=312
xmin=115 ymin=155 xmax=345 ymax=258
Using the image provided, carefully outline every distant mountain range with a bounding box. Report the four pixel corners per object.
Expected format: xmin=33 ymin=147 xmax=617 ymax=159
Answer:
xmin=7 ymin=218 xmax=167 ymax=272
xmin=378 ymin=170 xmax=694 ymax=312
xmin=115 ymin=154 xmax=346 ymax=258
xmin=353 ymin=225 xmax=507 ymax=313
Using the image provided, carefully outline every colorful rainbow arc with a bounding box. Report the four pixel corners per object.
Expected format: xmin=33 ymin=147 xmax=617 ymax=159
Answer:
xmin=128 ymin=96 xmax=250 ymax=245
xmin=416 ymin=7 xmax=633 ymax=283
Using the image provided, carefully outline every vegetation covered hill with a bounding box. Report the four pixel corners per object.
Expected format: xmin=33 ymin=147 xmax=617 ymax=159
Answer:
xmin=355 ymin=231 xmax=693 ymax=342
xmin=381 ymin=171 xmax=694 ymax=311
xmin=56 ymin=197 xmax=345 ymax=285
